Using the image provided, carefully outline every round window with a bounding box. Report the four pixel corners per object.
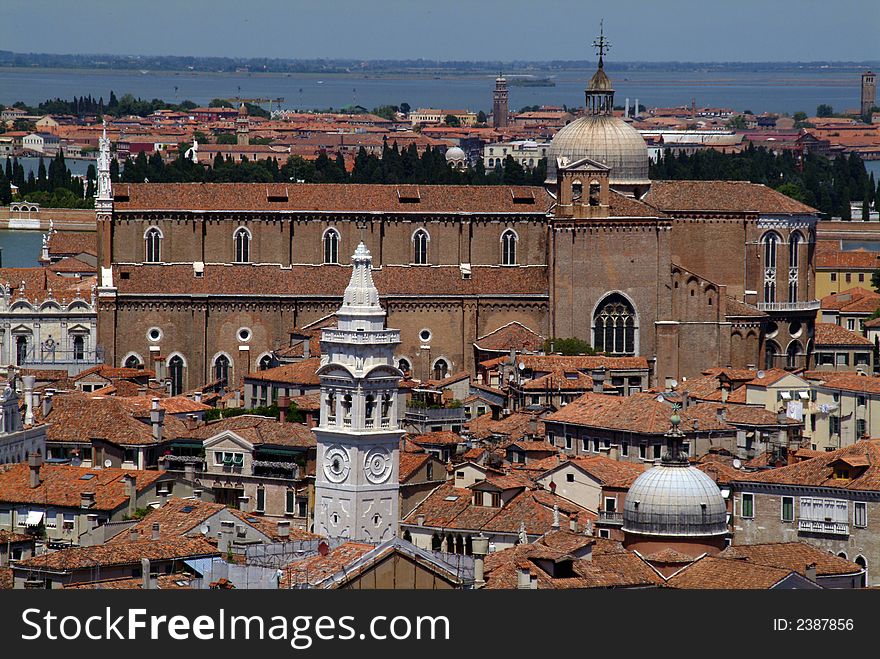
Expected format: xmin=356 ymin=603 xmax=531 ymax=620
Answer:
xmin=765 ymin=322 xmax=779 ymax=339
xmin=419 ymin=329 xmax=432 ymax=343
xmin=237 ymin=327 xmax=252 ymax=342
xmin=147 ymin=327 xmax=162 ymax=342
xmin=789 ymin=322 xmax=802 ymax=339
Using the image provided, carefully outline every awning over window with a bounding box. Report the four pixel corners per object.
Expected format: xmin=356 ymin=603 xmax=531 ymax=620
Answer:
xmin=26 ymin=511 xmax=44 ymax=527
xmin=780 ymin=391 xmax=792 ymax=400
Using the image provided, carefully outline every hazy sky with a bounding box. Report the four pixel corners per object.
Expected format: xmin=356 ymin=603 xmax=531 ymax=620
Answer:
xmin=3 ymin=0 xmax=878 ymax=62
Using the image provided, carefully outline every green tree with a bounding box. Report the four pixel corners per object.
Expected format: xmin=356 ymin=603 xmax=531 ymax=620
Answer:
xmin=476 ymin=110 xmax=487 ymax=124
xmin=216 ymin=133 xmax=237 ymax=144
xmin=444 ymin=114 xmax=461 ymax=127
xmin=542 ymin=337 xmax=596 ymax=356
xmin=793 ymin=111 xmax=808 ymax=128
xmin=816 ymin=104 xmax=834 ymax=118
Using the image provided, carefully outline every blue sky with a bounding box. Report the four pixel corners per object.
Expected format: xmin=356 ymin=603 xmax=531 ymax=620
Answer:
xmin=3 ymin=0 xmax=878 ymax=61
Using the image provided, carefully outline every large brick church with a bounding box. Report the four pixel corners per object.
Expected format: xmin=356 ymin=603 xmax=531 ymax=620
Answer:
xmin=94 ymin=51 xmax=819 ymax=393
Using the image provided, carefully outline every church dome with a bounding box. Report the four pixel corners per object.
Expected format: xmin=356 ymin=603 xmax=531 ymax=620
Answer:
xmin=545 ymin=115 xmax=650 ymax=186
xmin=445 ymin=146 xmax=466 ymax=162
xmin=622 ymin=463 xmax=728 ymax=538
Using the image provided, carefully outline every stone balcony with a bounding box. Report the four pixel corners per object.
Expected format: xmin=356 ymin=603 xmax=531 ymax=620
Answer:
xmin=798 ymin=519 xmax=849 ymax=536
xmin=755 ymin=300 xmax=820 ymax=312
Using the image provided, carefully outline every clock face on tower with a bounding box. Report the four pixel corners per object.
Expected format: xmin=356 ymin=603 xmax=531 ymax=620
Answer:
xmin=364 ymin=446 xmax=393 ymax=484
xmin=323 ymin=445 xmax=351 ymax=483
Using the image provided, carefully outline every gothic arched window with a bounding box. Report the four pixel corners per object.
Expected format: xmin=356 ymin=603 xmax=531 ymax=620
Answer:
xmin=765 ymin=341 xmax=780 ymax=370
xmin=145 ymin=227 xmax=162 ymax=263
xmin=501 ymin=229 xmax=517 ymax=266
xmin=323 ymin=228 xmax=340 ymax=264
xmin=234 ymin=227 xmax=251 ymax=263
xmin=16 ymin=336 xmax=27 ymax=365
xmin=413 ymin=229 xmax=429 ymax=265
xmin=213 ymin=354 xmax=230 ymax=386
xmin=786 ymin=341 xmax=802 ymax=370
xmin=762 ymin=232 xmax=779 ymax=304
xmin=124 ymin=354 xmax=143 ymax=369
xmin=433 ymin=359 xmax=449 ymax=380
xmin=788 ymin=232 xmax=801 ymax=303
xmin=593 ymin=294 xmax=637 ymax=355
xmin=169 ymin=355 xmax=185 ymax=396
xmin=258 ymin=354 xmax=273 ymax=370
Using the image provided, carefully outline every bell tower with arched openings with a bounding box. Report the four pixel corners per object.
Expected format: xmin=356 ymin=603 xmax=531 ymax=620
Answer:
xmin=312 ymin=242 xmax=404 ymax=542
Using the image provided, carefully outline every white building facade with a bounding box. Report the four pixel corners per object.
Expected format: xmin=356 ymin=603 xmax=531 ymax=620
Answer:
xmin=312 ymin=242 xmax=404 ymax=542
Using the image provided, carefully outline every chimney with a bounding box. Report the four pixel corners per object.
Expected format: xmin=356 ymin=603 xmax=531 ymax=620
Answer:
xmin=150 ymin=398 xmax=165 ymax=442
xmin=569 ymin=512 xmax=578 ymax=533
xmin=591 ymin=367 xmax=605 ymax=394
xmin=805 ymin=563 xmax=817 ymax=583
xmin=192 ymin=489 xmax=203 ymax=500
xmin=516 ymin=565 xmax=532 ymax=589
xmin=151 ymin=522 xmax=160 ymax=541
xmin=86 ymin=513 xmax=99 ymax=529
xmin=80 ymin=491 xmax=96 ymax=509
xmin=472 ymin=534 xmax=489 ymax=588
xmin=417 ymin=514 xmax=426 ymax=527
xmin=277 ymin=394 xmax=290 ymax=424
xmin=220 ymin=520 xmax=235 ymax=553
xmin=141 ymin=558 xmax=154 ymax=590
xmin=22 ymin=375 xmax=35 ymax=425
xmin=130 ymin=527 xmax=139 ymax=542
xmin=720 ymin=383 xmax=729 ymax=404
xmin=302 ymin=337 xmax=311 ymax=359
xmin=234 ymin=390 xmax=241 ymax=407
xmin=42 ymin=390 xmax=53 ymax=417
xmin=509 ymin=347 xmax=517 ymax=366
xmin=608 ymin=446 xmax=620 ymax=461
xmin=276 ymin=520 xmax=290 ymax=539
xmin=716 ymin=407 xmax=726 ymax=423
xmin=194 ymin=391 xmax=202 ymax=404
xmin=27 ymin=450 xmax=42 ymax=488
xmin=124 ymin=474 xmax=137 ymax=516
xmin=528 ymin=415 xmax=538 ymax=437
xmin=184 ymin=463 xmax=196 ymax=482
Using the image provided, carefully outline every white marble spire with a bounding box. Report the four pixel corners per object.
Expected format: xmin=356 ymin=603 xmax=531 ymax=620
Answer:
xmin=96 ymin=121 xmax=112 ymax=203
xmin=336 ymin=241 xmax=386 ymax=332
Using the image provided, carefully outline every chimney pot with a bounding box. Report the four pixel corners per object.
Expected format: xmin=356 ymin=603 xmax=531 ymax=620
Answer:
xmin=805 ymin=562 xmax=817 ymax=583
xmin=569 ymin=513 xmax=578 ymax=533
xmin=276 ymin=520 xmax=291 ymax=539
xmin=28 ymin=450 xmax=42 ymax=488
xmin=151 ymin=522 xmax=160 ymax=541
xmin=130 ymin=527 xmax=139 ymax=542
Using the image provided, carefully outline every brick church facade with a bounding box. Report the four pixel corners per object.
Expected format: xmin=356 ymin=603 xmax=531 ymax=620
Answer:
xmin=93 ymin=55 xmax=819 ymax=395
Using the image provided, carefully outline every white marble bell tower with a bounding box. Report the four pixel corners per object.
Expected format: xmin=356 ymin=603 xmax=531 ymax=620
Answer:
xmin=313 ymin=242 xmax=403 ymax=542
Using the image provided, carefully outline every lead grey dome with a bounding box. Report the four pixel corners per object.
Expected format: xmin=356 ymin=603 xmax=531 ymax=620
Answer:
xmin=622 ymin=464 xmax=728 ymax=537
xmin=545 ymin=115 xmax=650 ymax=186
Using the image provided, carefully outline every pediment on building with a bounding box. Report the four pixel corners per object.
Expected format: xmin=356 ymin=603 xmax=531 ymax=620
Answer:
xmin=557 ymin=156 xmax=611 ymax=174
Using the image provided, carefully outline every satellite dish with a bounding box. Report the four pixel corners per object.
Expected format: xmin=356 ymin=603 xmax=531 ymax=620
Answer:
xmin=669 ymin=379 xmax=678 ymax=389
xmin=518 ymin=362 xmax=525 ymax=371
xmin=756 ymin=370 xmax=766 ymax=379
xmin=103 ymin=459 xmax=112 ymax=468
xmin=733 ymin=459 xmax=742 ymax=469
xmin=200 ymin=525 xmax=209 ymax=535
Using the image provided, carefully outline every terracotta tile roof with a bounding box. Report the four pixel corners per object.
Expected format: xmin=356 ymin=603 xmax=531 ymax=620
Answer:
xmin=0 ymin=567 xmax=12 ymax=589
xmin=720 ymin=542 xmax=862 ymax=577
xmin=645 ymin=180 xmax=817 ymax=215
xmin=409 ymin=431 xmax=464 ymax=446
xmin=64 ymin=573 xmax=196 ymax=589
xmin=665 ymin=555 xmax=796 ymax=589
xmin=807 ymin=372 xmax=880 ymax=395
xmin=399 ymin=451 xmax=430 ymax=483
xmin=481 ymin=354 xmax=649 ymax=371
xmin=122 ymin=395 xmax=212 ymax=415
xmin=465 ymin=410 xmax=543 ymax=442
xmin=183 ymin=415 xmax=316 ymax=448
xmin=738 ymin=439 xmax=880 ymax=490
xmin=40 ymin=391 xmax=183 ymax=446
xmin=820 ymin=287 xmax=880 ymax=311
xmin=521 ymin=369 xmax=594 ymax=391
xmin=46 ymin=231 xmax=97 ymax=257
xmin=112 ymin=182 xmax=554 ymax=214
xmin=545 ymin=392 xmax=734 ymax=435
xmin=815 ymin=246 xmax=880 ymax=270
xmin=474 ymin=321 xmax=546 ymax=352
xmin=509 ymin=440 xmax=557 ymax=453
xmin=404 ymin=482 xmax=594 ymax=536
xmin=15 ymin=537 xmax=219 ymax=572
xmin=743 ymin=368 xmax=793 ymax=387
xmin=279 ymin=542 xmax=375 ymax=588
xmin=0 ymin=463 xmax=165 ymax=510
xmin=48 ymin=256 xmax=97 ymax=274
xmin=641 ymin=547 xmax=696 ymax=563
xmin=243 ymin=358 xmax=321 ymax=386
xmin=0 ymin=530 xmax=32 ymax=544
xmin=545 ymin=455 xmax=647 ymax=488
xmin=114 ymin=263 xmax=548 ymax=298
xmin=0 ymin=267 xmax=96 ymax=304
xmin=289 ymin=393 xmax=321 ymax=412
xmin=814 ymin=322 xmax=873 ymax=347
xmin=725 ymin=297 xmax=767 ymax=318
xmin=226 ymin=509 xmax=321 ymax=542
xmin=108 ymin=497 xmax=225 ymax=543
xmin=687 ymin=402 xmax=800 ymax=427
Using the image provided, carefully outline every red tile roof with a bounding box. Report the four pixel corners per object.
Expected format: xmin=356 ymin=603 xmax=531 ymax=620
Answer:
xmin=814 ymin=322 xmax=873 ymax=347
xmin=664 ymin=555 xmax=798 ymax=589
xmin=474 ymin=321 xmax=545 ymax=352
xmin=719 ymin=542 xmax=862 ymax=577
xmin=183 ymin=415 xmax=316 ymax=448
xmin=646 ymin=180 xmax=817 ymax=215
xmin=243 ymin=358 xmax=321 ymax=386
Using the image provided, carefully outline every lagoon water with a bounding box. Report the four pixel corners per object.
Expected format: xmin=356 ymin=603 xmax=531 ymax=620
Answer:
xmin=0 ymin=66 xmax=869 ymax=116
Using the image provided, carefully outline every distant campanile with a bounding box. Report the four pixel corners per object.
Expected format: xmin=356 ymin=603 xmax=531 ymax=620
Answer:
xmin=493 ymin=72 xmax=509 ymax=128
xmin=862 ymin=70 xmax=876 ymax=117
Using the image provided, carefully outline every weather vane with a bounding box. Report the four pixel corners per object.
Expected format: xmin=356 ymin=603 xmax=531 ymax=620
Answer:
xmin=592 ymin=20 xmax=611 ymax=65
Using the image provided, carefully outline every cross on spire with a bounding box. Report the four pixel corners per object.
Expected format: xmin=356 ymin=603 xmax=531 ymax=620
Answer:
xmin=592 ymin=20 xmax=611 ymax=67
